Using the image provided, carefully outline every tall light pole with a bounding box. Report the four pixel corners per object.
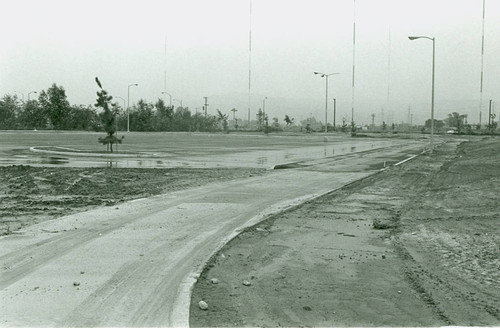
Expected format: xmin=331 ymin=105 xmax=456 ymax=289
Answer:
xmin=479 ymin=0 xmax=486 ymax=126
xmin=314 ymin=72 xmax=339 ymax=134
xmin=262 ymin=97 xmax=267 ymax=116
xmin=127 ymin=83 xmax=138 ymax=132
xmin=409 ymin=36 xmax=435 ymax=152
xmin=248 ymin=0 xmax=253 ymax=125
xmin=162 ymin=91 xmax=172 ymax=107
xmin=333 ymin=98 xmax=337 ymax=131
xmin=28 ymin=91 xmax=37 ymax=101
xmin=352 ymin=0 xmax=357 ymax=125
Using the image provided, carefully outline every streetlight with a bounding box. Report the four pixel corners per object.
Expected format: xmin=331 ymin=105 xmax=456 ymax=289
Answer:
xmin=127 ymin=83 xmax=138 ymax=132
xmin=162 ymin=91 xmax=172 ymax=107
xmin=409 ymin=35 xmax=435 ymax=152
xmin=333 ymin=98 xmax=337 ymax=131
xmin=174 ymin=99 xmax=183 ymax=108
xmin=28 ymin=91 xmax=37 ymax=101
xmin=314 ymin=72 xmax=339 ymax=134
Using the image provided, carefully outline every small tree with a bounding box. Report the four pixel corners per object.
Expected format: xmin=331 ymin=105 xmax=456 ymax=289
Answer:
xmin=172 ymin=106 xmax=192 ymax=131
xmin=256 ymin=108 xmax=264 ymax=130
xmin=284 ymin=114 xmax=294 ymax=126
xmin=38 ymin=83 xmax=71 ymax=129
xmin=341 ymin=118 xmax=348 ymax=132
xmin=154 ymin=98 xmax=173 ymax=131
xmin=488 ymin=113 xmax=497 ymax=135
xmin=263 ymin=114 xmax=269 ymax=134
xmin=465 ymin=124 xmax=472 ymax=134
xmin=351 ymin=121 xmax=357 ymax=136
xmin=0 ymin=94 xmax=20 ymax=129
xmin=130 ymin=99 xmax=154 ymax=131
xmin=424 ymin=118 xmax=445 ymax=131
xmin=445 ymin=112 xmax=467 ymax=134
xmin=95 ymin=77 xmax=123 ymax=152
xmin=217 ymin=109 xmax=229 ymax=133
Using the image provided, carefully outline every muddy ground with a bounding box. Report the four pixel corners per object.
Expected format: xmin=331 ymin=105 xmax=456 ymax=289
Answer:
xmin=190 ymin=138 xmax=500 ymax=327
xmin=0 ymin=166 xmax=267 ymax=236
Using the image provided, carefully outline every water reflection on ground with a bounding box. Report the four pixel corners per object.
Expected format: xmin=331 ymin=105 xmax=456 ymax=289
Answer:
xmin=0 ymin=139 xmax=417 ymax=169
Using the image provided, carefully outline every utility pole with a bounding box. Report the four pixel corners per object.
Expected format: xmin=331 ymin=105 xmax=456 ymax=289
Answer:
xmin=333 ymin=98 xmax=337 ymax=131
xmin=351 ymin=0 xmax=356 ymax=125
xmin=203 ymin=97 xmax=209 ymax=118
xmin=488 ymin=99 xmax=492 ymax=134
xmin=248 ymin=0 xmax=253 ymax=126
xmin=479 ymin=0 xmax=486 ymax=126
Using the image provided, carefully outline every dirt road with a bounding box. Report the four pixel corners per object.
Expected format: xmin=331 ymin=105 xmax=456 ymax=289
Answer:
xmin=0 ymin=142 xmax=424 ymax=327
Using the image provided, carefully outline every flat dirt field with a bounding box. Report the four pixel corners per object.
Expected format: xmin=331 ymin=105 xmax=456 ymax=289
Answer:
xmin=190 ymin=138 xmax=500 ymax=327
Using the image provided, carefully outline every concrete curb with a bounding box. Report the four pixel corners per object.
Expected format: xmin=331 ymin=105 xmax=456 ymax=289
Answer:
xmin=171 ymin=148 xmax=427 ymax=327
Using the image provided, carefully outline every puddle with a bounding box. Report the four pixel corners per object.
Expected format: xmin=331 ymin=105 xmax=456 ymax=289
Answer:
xmin=41 ymin=157 xmax=69 ymax=165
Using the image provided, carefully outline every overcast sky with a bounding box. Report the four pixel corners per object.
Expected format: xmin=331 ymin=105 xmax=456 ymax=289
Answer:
xmin=1 ymin=0 xmax=499 ymax=125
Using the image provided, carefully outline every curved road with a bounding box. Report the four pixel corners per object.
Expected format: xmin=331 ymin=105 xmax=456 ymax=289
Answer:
xmin=0 ymin=141 xmax=424 ymax=327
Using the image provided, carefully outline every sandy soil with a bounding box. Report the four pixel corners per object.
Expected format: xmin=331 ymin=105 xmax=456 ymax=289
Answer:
xmin=190 ymin=138 xmax=500 ymax=326
xmin=0 ymin=166 xmax=267 ymax=236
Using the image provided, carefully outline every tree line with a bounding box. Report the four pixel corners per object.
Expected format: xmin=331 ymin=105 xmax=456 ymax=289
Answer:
xmin=0 ymin=83 xmax=236 ymax=133
xmin=5 ymin=84 xmax=490 ymax=135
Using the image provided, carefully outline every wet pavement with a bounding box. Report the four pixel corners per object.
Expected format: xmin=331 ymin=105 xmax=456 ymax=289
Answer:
xmin=0 ymin=131 xmax=425 ymax=169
